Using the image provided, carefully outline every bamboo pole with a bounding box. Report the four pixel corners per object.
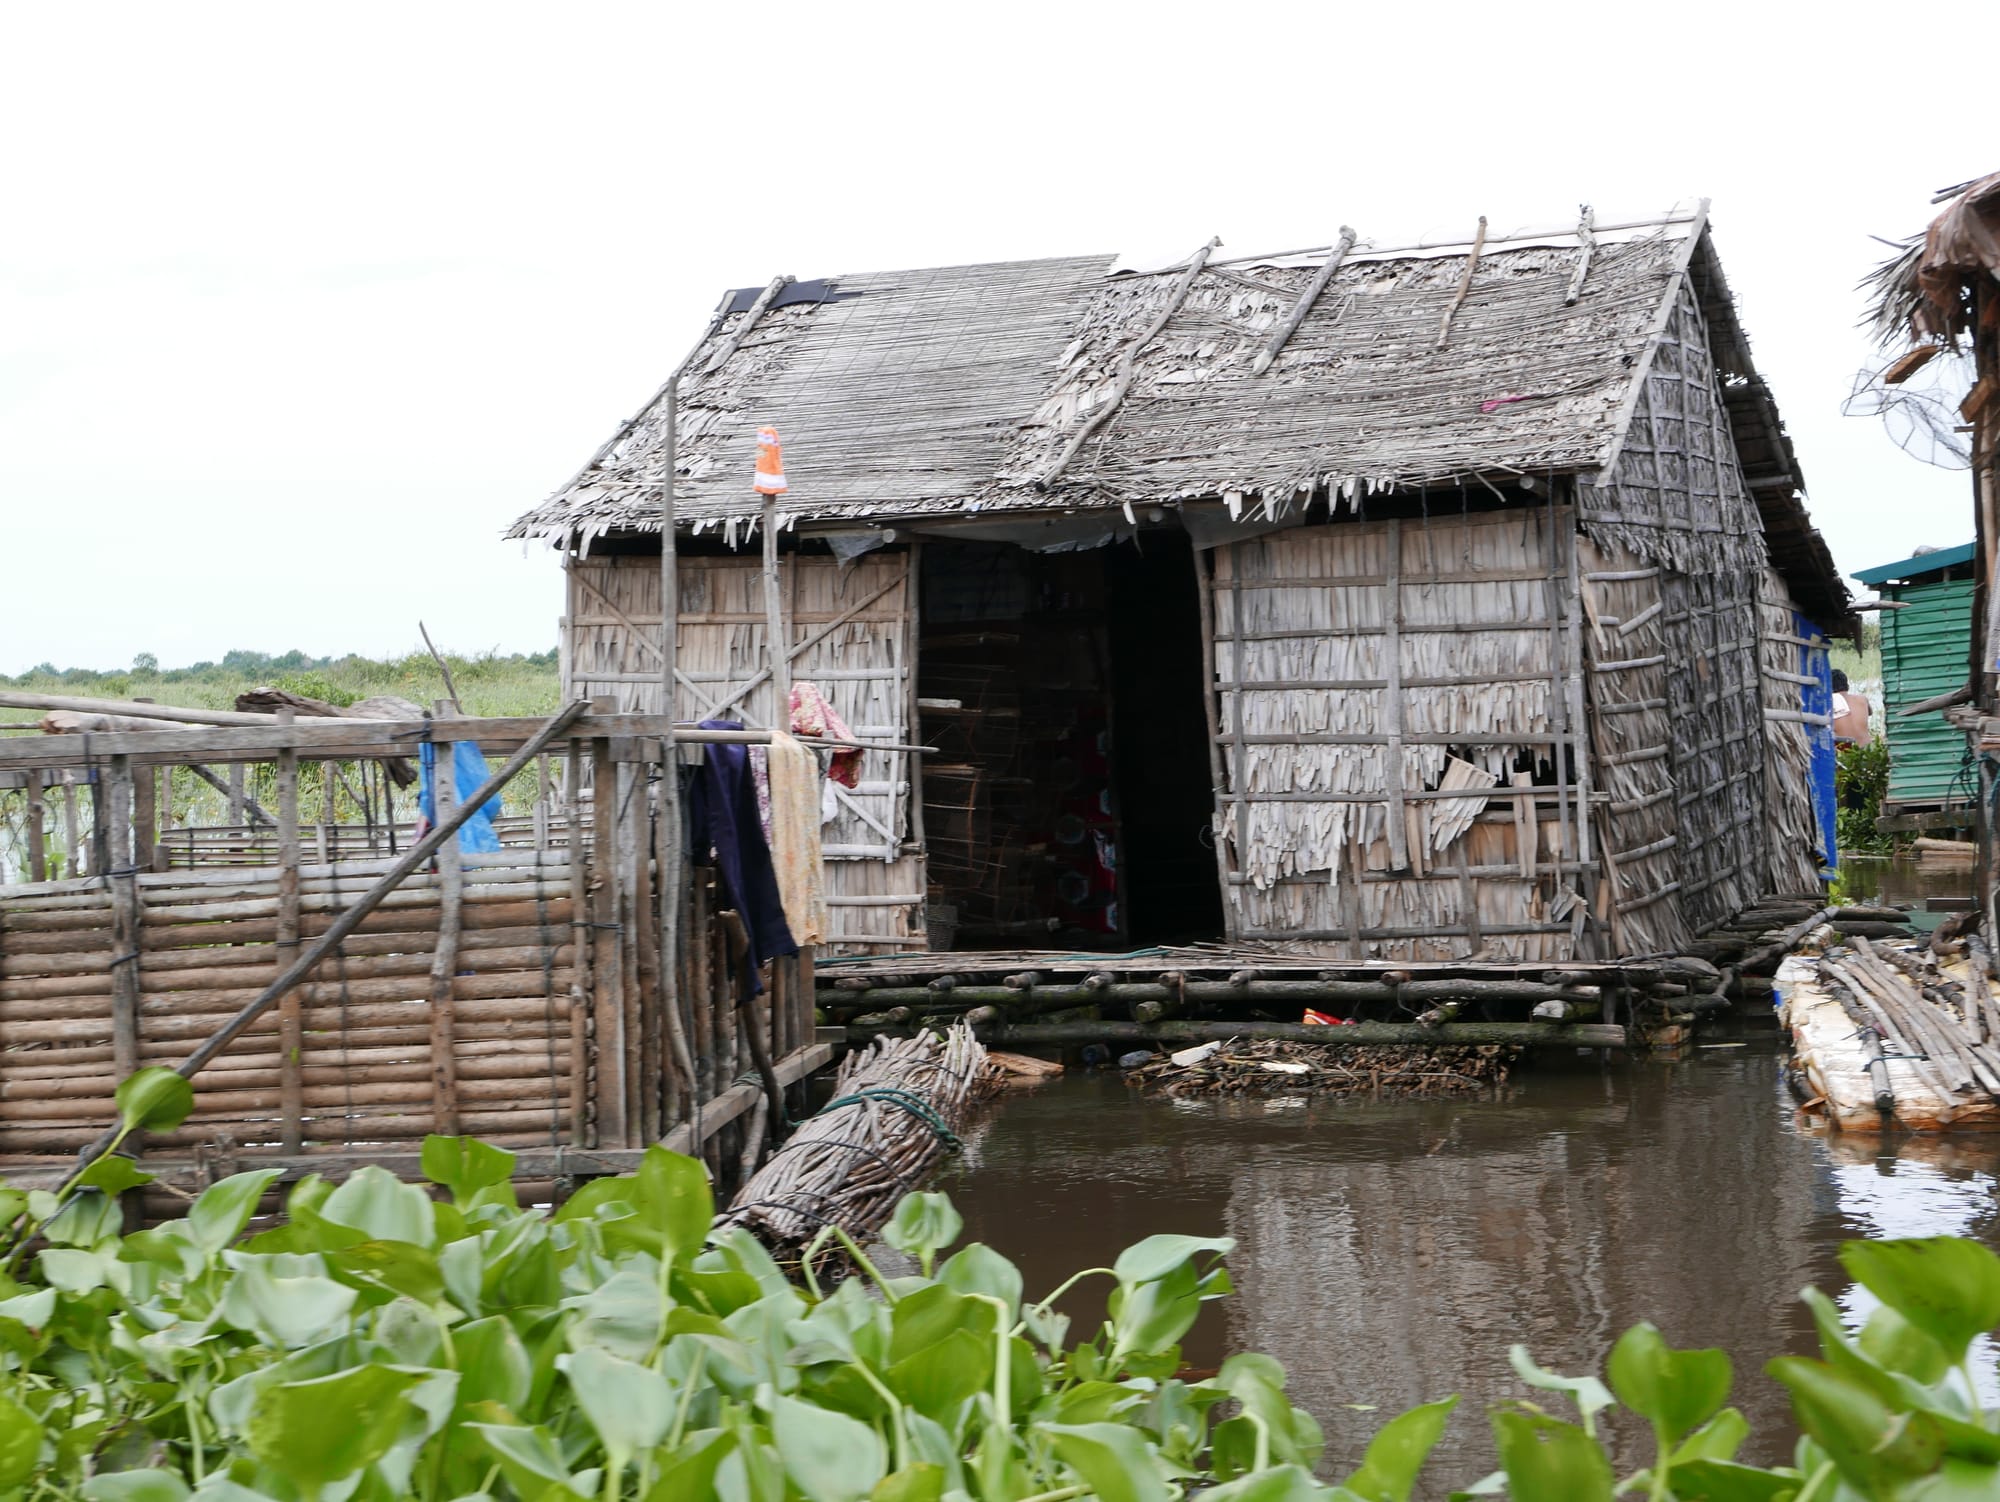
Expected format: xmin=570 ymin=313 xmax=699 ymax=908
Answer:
xmin=428 ymin=703 xmax=464 ymax=1136
xmin=589 ymin=705 xmax=627 ymax=1147
xmin=106 ymin=757 xmax=140 ymax=1081
xmin=25 ymin=769 xmax=45 ymax=882
xmin=276 ymin=719 xmax=303 ymax=1154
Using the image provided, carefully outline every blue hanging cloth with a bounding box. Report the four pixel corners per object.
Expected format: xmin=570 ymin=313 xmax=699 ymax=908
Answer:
xmin=1795 ymin=611 xmax=1838 ymax=877
xmin=418 ymin=739 xmax=503 ymax=854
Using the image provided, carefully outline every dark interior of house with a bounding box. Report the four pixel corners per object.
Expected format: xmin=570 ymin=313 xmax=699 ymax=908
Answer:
xmin=918 ymin=533 xmax=1223 ymax=950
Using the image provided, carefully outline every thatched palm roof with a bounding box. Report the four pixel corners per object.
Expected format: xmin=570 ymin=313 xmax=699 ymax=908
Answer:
xmin=509 ymin=204 xmax=1847 ymax=626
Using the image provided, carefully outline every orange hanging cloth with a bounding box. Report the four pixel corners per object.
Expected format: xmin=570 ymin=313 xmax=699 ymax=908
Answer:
xmin=753 ymin=425 xmax=788 ymax=495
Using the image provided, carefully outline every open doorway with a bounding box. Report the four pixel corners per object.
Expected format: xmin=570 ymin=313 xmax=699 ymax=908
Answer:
xmin=917 ymin=533 xmax=1224 ymax=950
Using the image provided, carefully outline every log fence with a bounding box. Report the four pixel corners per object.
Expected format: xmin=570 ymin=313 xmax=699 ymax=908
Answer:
xmin=0 ymin=708 xmax=826 ymax=1196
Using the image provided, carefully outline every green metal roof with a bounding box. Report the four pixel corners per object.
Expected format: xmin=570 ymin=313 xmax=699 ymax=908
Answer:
xmin=1853 ymin=541 xmax=1976 ymax=586
xmin=1879 ymin=574 xmax=1976 ymax=807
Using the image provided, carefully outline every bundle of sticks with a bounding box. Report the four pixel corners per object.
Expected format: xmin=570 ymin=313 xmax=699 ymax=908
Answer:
xmin=1817 ymin=936 xmax=2000 ymax=1114
xmin=719 ymin=1023 xmax=990 ymax=1269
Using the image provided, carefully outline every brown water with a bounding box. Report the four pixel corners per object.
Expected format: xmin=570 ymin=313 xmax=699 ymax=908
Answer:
xmin=939 ymin=1050 xmax=2000 ymax=1483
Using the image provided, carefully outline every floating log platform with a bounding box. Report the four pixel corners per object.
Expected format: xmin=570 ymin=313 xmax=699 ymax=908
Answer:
xmin=1778 ymin=934 xmax=2000 ymax=1133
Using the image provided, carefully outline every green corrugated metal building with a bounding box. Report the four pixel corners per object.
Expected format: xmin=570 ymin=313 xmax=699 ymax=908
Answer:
xmin=1853 ymin=542 xmax=1977 ymax=810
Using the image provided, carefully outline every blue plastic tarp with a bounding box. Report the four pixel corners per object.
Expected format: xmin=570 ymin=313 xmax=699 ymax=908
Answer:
xmin=418 ymin=739 xmax=503 ymax=854
xmin=1794 ymin=610 xmax=1837 ymax=876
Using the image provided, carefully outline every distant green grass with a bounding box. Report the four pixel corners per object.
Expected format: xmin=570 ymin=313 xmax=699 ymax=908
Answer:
xmin=2 ymin=647 xmax=560 ymax=719
xmin=1830 ymin=621 xmax=1882 ymax=690
xmin=1 ymin=650 xmax=562 ymax=877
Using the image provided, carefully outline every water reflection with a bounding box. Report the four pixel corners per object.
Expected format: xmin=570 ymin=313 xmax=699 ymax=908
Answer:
xmin=939 ymin=1052 xmax=2000 ymax=1481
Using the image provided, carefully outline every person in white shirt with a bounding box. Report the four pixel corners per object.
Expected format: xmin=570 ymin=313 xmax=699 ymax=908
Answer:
xmin=1830 ymin=669 xmax=1872 ymax=746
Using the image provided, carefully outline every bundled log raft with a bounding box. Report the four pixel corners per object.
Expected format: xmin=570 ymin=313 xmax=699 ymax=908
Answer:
xmin=1780 ymin=931 xmax=2000 ymax=1131
xmin=719 ymin=1024 xmax=989 ymax=1269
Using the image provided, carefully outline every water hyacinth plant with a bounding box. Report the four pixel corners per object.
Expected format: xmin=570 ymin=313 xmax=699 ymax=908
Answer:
xmin=0 ymin=1072 xmax=1997 ymax=1500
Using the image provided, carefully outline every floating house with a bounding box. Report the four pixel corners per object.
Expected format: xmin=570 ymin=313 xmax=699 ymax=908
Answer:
xmin=1852 ymin=543 xmax=1977 ymax=826
xmin=509 ymin=202 xmax=1854 ymax=965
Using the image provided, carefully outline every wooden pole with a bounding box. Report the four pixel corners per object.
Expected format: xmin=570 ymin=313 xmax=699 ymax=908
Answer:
xmin=428 ymin=702 xmax=464 ymax=1135
xmin=762 ymin=497 xmax=791 ymax=714
xmin=61 ymin=780 xmax=79 ymax=879
xmin=1252 ymin=227 xmax=1357 ymax=375
xmin=1383 ymin=519 xmax=1409 ymax=872
xmin=24 ymin=769 xmax=45 ymax=882
xmin=565 ymin=745 xmax=590 ymax=1146
xmin=275 ymin=714 xmax=303 ymax=1154
xmin=1191 ymin=545 xmax=1235 ymax=937
xmin=106 ymin=757 xmax=141 ymax=1081
xmin=418 ymin=622 xmax=464 ymax=713
xmin=589 ymin=700 xmax=628 ymax=1147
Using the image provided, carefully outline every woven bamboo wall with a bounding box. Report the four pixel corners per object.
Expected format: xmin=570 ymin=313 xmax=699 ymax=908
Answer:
xmin=0 ymin=852 xmax=578 ymax=1158
xmin=565 ymin=551 xmax=923 ymax=952
xmin=1581 ymin=277 xmax=1789 ymax=934
xmin=1576 ymin=536 xmax=1691 ymax=955
xmin=1209 ymin=509 xmax=1590 ymax=962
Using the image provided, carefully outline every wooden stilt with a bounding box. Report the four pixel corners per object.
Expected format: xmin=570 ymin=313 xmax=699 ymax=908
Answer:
xmin=428 ymin=704 xmax=464 ymax=1137
xmin=275 ymin=712 xmax=303 ymax=1154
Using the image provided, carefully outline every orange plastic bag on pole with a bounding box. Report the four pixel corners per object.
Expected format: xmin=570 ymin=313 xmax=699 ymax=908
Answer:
xmin=753 ymin=425 xmax=787 ymax=495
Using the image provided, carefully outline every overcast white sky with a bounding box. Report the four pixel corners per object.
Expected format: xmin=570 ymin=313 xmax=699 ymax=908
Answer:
xmin=0 ymin=2 xmax=1983 ymax=674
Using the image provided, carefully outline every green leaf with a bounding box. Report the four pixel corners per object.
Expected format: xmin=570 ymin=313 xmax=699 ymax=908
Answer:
xmin=421 ymin=1136 xmax=517 ymax=1205
xmin=81 ymin=1470 xmax=192 ymax=1502
xmin=634 ymin=1146 xmax=713 ymax=1264
xmin=1507 ymin=1344 xmax=1614 ymax=1429
xmin=1663 ymin=1459 xmax=1801 ymax=1501
xmin=1112 ymin=1233 xmax=1235 ymax=1285
xmin=1195 ymin=1467 xmax=1330 ymax=1502
xmin=75 ymin=1154 xmax=155 ymax=1196
xmin=887 ymin=1284 xmax=995 ymax=1365
xmin=189 ymin=1170 xmax=282 ymax=1256
xmin=1042 ymin=1421 xmax=1170 ymax=1502
xmin=1606 ymin=1322 xmax=1732 ymax=1441
xmin=885 ymin=1328 xmax=990 ymax=1420
xmin=1671 ymin=1407 xmax=1750 ymax=1465
xmin=246 ymin=1363 xmax=424 ymax=1492
xmin=1344 ymin=1396 xmax=1458 ymax=1502
xmin=188 ymin=1484 xmax=282 ymax=1502
xmin=564 ymin=1269 xmax=665 ymax=1360
xmin=0 ymin=1392 xmax=39 ymax=1489
xmin=469 ymin=1423 xmax=577 ymax=1499
xmin=0 ymin=1289 xmax=55 ymax=1330
xmin=1840 ymin=1237 xmax=2000 ymax=1364
xmin=326 ymin=1240 xmax=446 ymax=1308
xmin=869 ymin=1463 xmax=944 ymax=1502
xmin=1857 ymin=1305 xmax=1951 ymax=1385
xmin=644 ymin=1430 xmax=734 ymax=1502
xmin=566 ymin=1347 xmax=672 ymax=1456
xmin=1490 ymin=1410 xmax=1613 ymax=1502
xmin=937 ymin=1243 xmax=1021 ymax=1315
xmin=454 ymin=1316 xmax=532 ymax=1411
xmin=770 ymin=1394 xmax=887 ymax=1502
xmin=39 ymin=1247 xmax=107 ymax=1295
xmin=319 ymin=1166 xmax=437 ymax=1247
xmin=117 ymin=1068 xmax=194 ymax=1132
xmin=1109 ymin=1257 xmax=1206 ymax=1360
xmin=223 ymin=1256 xmax=357 ymax=1347
xmin=1768 ymin=1356 xmax=1945 ymax=1492
xmin=881 ymin=1193 xmax=962 ymax=1270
